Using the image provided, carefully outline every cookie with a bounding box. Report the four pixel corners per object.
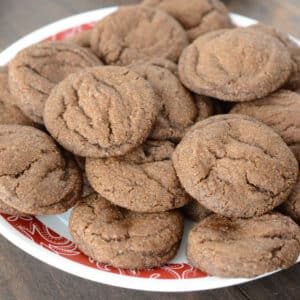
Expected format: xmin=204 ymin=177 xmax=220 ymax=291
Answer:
xmin=44 ymin=66 xmax=159 ymax=158
xmin=86 ymin=140 xmax=191 ymax=212
xmin=281 ymin=176 xmax=300 ymax=224
xmin=0 ymin=68 xmax=34 ymax=126
xmin=249 ymin=23 xmax=300 ymax=91
xmin=193 ymin=94 xmax=217 ymax=122
xmin=90 ymin=6 xmax=188 ymax=65
xmin=179 ymin=28 xmax=293 ymax=101
xmin=231 ymin=90 xmax=300 ymax=161
xmin=69 ymin=193 xmax=184 ymax=269
xmin=131 ymin=57 xmax=178 ymax=77
xmin=0 ymin=125 xmax=82 ymax=215
xmin=182 ymin=199 xmax=212 ymax=222
xmin=142 ymin=0 xmax=233 ymax=41
xmin=187 ymin=213 xmax=300 ymax=278
xmin=172 ymin=115 xmax=299 ymax=218
xmin=66 ymin=30 xmax=92 ymax=48
xmin=9 ymin=41 xmax=101 ymax=124
xmin=0 ymin=199 xmax=26 ymax=216
xmin=129 ymin=61 xmax=197 ymax=141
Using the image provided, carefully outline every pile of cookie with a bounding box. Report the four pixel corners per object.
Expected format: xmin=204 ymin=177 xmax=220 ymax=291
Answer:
xmin=0 ymin=0 xmax=300 ymax=279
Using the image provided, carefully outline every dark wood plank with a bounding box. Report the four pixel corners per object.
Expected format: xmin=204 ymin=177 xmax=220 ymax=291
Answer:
xmin=0 ymin=1 xmax=300 ymax=299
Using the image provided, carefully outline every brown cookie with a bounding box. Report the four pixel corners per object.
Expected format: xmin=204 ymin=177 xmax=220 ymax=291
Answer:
xmin=187 ymin=213 xmax=300 ymax=278
xmin=281 ymin=175 xmax=300 ymax=224
xmin=69 ymin=193 xmax=184 ymax=269
xmin=44 ymin=66 xmax=159 ymax=158
xmin=193 ymin=94 xmax=217 ymax=122
xmin=90 ymin=6 xmax=188 ymax=65
xmin=0 ymin=68 xmax=34 ymax=126
xmin=142 ymin=0 xmax=233 ymax=41
xmin=249 ymin=23 xmax=300 ymax=91
xmin=0 ymin=125 xmax=82 ymax=215
xmin=129 ymin=61 xmax=197 ymax=141
xmin=182 ymin=199 xmax=212 ymax=222
xmin=172 ymin=115 xmax=299 ymax=218
xmin=130 ymin=57 xmax=178 ymax=77
xmin=86 ymin=140 xmax=191 ymax=212
xmin=231 ymin=90 xmax=300 ymax=162
xmin=179 ymin=28 xmax=293 ymax=102
xmin=66 ymin=30 xmax=92 ymax=48
xmin=9 ymin=41 xmax=101 ymax=124
xmin=0 ymin=199 xmax=26 ymax=216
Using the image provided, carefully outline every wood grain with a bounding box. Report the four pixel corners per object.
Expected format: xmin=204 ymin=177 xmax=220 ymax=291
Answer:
xmin=0 ymin=1 xmax=300 ymax=299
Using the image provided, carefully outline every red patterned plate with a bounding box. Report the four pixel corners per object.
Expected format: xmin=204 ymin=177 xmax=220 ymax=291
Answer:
xmin=0 ymin=7 xmax=299 ymax=292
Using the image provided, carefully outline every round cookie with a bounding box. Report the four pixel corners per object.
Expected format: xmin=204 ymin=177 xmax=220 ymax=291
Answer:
xmin=66 ymin=30 xmax=92 ymax=48
xmin=249 ymin=23 xmax=300 ymax=91
xmin=9 ymin=41 xmax=101 ymax=124
xmin=187 ymin=213 xmax=300 ymax=278
xmin=0 ymin=125 xmax=82 ymax=215
xmin=231 ymin=90 xmax=300 ymax=161
xmin=172 ymin=115 xmax=299 ymax=218
xmin=182 ymin=199 xmax=212 ymax=222
xmin=281 ymin=176 xmax=300 ymax=224
xmin=69 ymin=193 xmax=184 ymax=269
xmin=129 ymin=61 xmax=197 ymax=141
xmin=0 ymin=68 xmax=34 ymax=126
xmin=0 ymin=199 xmax=27 ymax=216
xmin=179 ymin=28 xmax=293 ymax=102
xmin=44 ymin=66 xmax=159 ymax=158
xmin=142 ymin=0 xmax=233 ymax=41
xmin=90 ymin=6 xmax=188 ymax=65
xmin=86 ymin=140 xmax=191 ymax=212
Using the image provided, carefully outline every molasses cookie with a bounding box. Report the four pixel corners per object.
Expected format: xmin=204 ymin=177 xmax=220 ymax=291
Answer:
xmin=44 ymin=66 xmax=159 ymax=158
xmin=142 ymin=0 xmax=233 ymax=41
xmin=129 ymin=61 xmax=197 ymax=141
xmin=249 ymin=23 xmax=300 ymax=91
xmin=0 ymin=125 xmax=82 ymax=215
xmin=281 ymin=176 xmax=300 ymax=224
xmin=187 ymin=213 xmax=300 ymax=278
xmin=9 ymin=41 xmax=101 ymax=123
xmin=179 ymin=28 xmax=293 ymax=101
xmin=182 ymin=199 xmax=212 ymax=222
xmin=172 ymin=115 xmax=299 ymax=218
xmin=69 ymin=193 xmax=184 ymax=269
xmin=0 ymin=199 xmax=26 ymax=216
xmin=90 ymin=6 xmax=188 ymax=65
xmin=66 ymin=30 xmax=92 ymax=48
xmin=86 ymin=140 xmax=191 ymax=212
xmin=231 ymin=90 xmax=300 ymax=161
xmin=0 ymin=68 xmax=34 ymax=126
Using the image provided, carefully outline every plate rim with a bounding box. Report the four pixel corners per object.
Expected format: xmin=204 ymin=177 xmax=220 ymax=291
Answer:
xmin=0 ymin=6 xmax=298 ymax=292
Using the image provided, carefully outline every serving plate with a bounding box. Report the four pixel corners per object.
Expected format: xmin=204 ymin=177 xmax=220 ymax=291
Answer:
xmin=0 ymin=6 xmax=299 ymax=292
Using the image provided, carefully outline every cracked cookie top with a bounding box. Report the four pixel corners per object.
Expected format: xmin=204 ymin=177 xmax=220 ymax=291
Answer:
xmin=187 ymin=213 xmax=300 ymax=278
xmin=172 ymin=115 xmax=299 ymax=218
xmin=231 ymin=90 xmax=300 ymax=162
xmin=9 ymin=41 xmax=101 ymax=124
xmin=0 ymin=68 xmax=34 ymax=126
xmin=86 ymin=140 xmax=191 ymax=212
xmin=69 ymin=193 xmax=184 ymax=269
xmin=90 ymin=6 xmax=188 ymax=65
xmin=178 ymin=28 xmax=293 ymax=101
xmin=44 ymin=66 xmax=159 ymax=158
xmin=129 ymin=61 xmax=197 ymax=141
xmin=0 ymin=125 xmax=82 ymax=215
xmin=142 ymin=0 xmax=233 ymax=41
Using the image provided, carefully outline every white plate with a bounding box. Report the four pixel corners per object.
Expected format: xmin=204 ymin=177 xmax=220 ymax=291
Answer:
xmin=0 ymin=7 xmax=299 ymax=292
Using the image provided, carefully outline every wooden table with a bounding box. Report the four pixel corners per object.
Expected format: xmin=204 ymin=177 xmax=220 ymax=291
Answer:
xmin=0 ymin=1 xmax=299 ymax=299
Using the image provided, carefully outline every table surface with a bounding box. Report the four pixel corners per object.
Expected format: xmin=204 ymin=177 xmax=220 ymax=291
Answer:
xmin=0 ymin=1 xmax=300 ymax=299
